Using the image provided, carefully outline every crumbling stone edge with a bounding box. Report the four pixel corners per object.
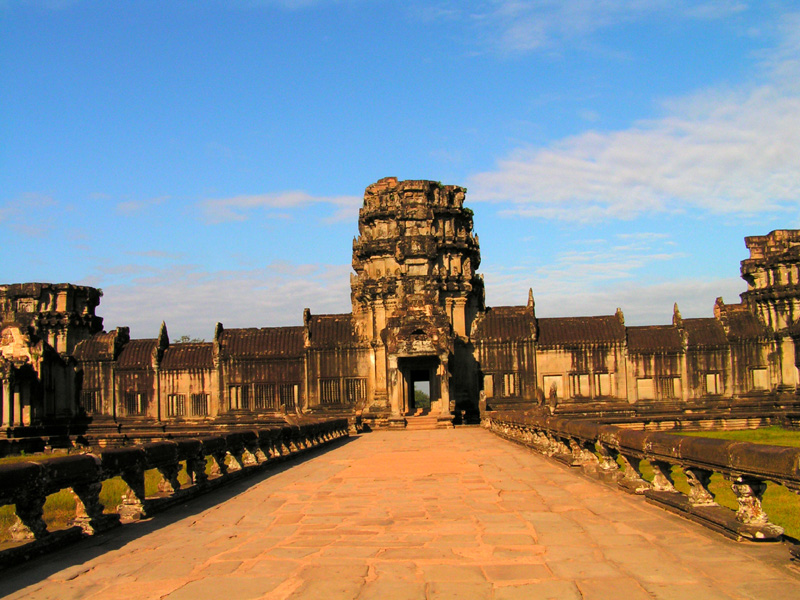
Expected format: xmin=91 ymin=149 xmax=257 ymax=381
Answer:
xmin=483 ymin=410 xmax=800 ymax=559
xmin=0 ymin=419 xmax=350 ymax=569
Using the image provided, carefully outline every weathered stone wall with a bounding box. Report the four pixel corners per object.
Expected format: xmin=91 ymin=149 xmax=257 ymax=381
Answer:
xmin=4 ymin=189 xmax=800 ymax=434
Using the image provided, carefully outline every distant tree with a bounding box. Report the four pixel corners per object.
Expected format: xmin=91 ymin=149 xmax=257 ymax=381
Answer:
xmin=414 ymin=389 xmax=430 ymax=403
xmin=174 ymin=335 xmax=205 ymax=343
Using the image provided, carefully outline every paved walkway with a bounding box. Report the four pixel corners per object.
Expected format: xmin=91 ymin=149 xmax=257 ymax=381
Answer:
xmin=1 ymin=429 xmax=798 ymax=599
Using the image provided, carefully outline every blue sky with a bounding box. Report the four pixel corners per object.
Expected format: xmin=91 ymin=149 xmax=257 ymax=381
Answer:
xmin=2 ymin=1 xmax=799 ymax=340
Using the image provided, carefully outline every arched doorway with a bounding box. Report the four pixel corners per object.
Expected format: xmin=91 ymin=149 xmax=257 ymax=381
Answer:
xmin=399 ymin=356 xmax=439 ymax=416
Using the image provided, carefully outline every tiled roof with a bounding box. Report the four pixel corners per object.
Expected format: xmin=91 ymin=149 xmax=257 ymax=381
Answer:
xmin=161 ymin=343 xmax=213 ymax=370
xmin=537 ymin=315 xmax=625 ymax=347
xmin=117 ymin=339 xmax=157 ymax=369
xmin=308 ymin=314 xmax=359 ymax=347
xmin=220 ymin=327 xmax=304 ymax=358
xmin=718 ymin=304 xmax=769 ymax=340
xmin=683 ymin=318 xmax=728 ymax=347
xmin=73 ymin=331 xmax=118 ymax=361
xmin=473 ymin=306 xmax=535 ymax=341
xmin=627 ymin=326 xmax=682 ymax=353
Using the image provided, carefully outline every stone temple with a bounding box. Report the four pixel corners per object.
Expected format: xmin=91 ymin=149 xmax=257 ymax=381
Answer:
xmin=2 ymin=177 xmax=800 ymax=437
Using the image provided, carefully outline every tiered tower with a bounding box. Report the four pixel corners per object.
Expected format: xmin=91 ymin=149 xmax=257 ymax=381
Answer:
xmin=741 ymin=230 xmax=800 ymax=332
xmin=350 ymin=178 xmax=484 ymax=424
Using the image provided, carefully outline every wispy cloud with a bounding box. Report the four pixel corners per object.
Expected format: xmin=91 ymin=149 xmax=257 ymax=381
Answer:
xmin=0 ymin=193 xmax=59 ymax=237
xmin=468 ymin=15 xmax=800 ymax=222
xmin=422 ymin=1 xmax=750 ymax=54
xmin=116 ymin=196 xmax=168 ymax=215
xmin=199 ymin=191 xmax=361 ymax=224
xmin=483 ymin=233 xmax=741 ymax=324
xmin=85 ymin=260 xmax=352 ymax=339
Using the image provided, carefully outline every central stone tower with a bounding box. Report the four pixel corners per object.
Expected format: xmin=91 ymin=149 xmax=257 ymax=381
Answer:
xmin=350 ymin=177 xmax=484 ymax=425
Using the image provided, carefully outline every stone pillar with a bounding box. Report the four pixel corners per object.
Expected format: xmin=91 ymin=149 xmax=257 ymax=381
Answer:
xmin=2 ymin=377 xmax=11 ymax=428
xmin=452 ymin=298 xmax=467 ymax=337
xmin=778 ymin=335 xmax=797 ymax=391
xmin=387 ymin=356 xmax=402 ymax=417
xmin=437 ymin=356 xmax=453 ymax=427
xmin=679 ymin=346 xmax=690 ymax=402
xmin=14 ymin=384 xmax=24 ymax=427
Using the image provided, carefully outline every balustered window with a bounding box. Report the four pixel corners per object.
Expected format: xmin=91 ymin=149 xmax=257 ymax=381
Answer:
xmin=166 ymin=394 xmax=186 ymax=417
xmin=123 ymin=391 xmax=147 ymax=416
xmin=664 ymin=376 xmax=682 ymax=399
xmin=594 ymin=373 xmax=612 ymax=397
xmin=80 ymin=389 xmax=100 ymax=413
xmin=569 ymin=373 xmax=590 ymax=398
xmin=191 ymin=393 xmax=209 ymax=416
xmin=320 ymin=378 xmax=341 ymax=404
xmin=280 ymin=383 xmax=298 ymax=409
xmin=344 ymin=378 xmax=366 ymax=404
xmin=254 ymin=383 xmax=278 ymax=409
xmin=229 ymin=385 xmax=250 ymax=410
xmin=542 ymin=375 xmax=563 ymax=399
xmin=501 ymin=372 xmax=519 ymax=397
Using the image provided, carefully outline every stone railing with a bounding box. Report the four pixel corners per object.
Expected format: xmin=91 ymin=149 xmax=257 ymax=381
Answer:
xmin=485 ymin=411 xmax=799 ymax=543
xmin=0 ymin=419 xmax=349 ymax=567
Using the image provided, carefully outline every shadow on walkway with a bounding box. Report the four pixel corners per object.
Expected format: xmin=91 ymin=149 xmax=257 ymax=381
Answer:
xmin=0 ymin=436 xmax=355 ymax=597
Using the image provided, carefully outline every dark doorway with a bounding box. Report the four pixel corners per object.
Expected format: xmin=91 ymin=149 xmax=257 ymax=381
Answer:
xmin=400 ymin=356 xmax=439 ymax=415
xmin=410 ymin=370 xmax=431 ymax=413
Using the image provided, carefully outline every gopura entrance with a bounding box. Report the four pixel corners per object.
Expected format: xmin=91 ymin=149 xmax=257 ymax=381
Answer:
xmin=399 ymin=356 xmax=438 ymax=415
xmin=350 ymin=178 xmax=485 ymax=428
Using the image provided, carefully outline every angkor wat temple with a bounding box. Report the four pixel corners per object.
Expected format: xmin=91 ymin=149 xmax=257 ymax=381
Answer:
xmin=2 ymin=177 xmax=800 ymax=439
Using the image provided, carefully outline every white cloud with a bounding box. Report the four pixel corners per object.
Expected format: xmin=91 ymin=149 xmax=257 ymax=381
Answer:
xmin=481 ymin=231 xmax=742 ymax=324
xmin=451 ymin=0 xmax=750 ymax=54
xmin=89 ymin=261 xmax=353 ymax=339
xmin=0 ymin=193 xmax=59 ymax=237
xmin=468 ymin=17 xmax=800 ymax=222
xmin=116 ymin=196 xmax=168 ymax=215
xmin=200 ymin=192 xmax=361 ymax=224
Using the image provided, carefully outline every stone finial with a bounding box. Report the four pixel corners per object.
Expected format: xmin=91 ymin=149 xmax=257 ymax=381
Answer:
xmin=672 ymin=303 xmax=683 ymax=328
xmin=615 ymin=307 xmax=624 ymax=325
xmin=213 ymin=322 xmax=223 ymax=342
xmin=527 ymin=288 xmax=535 ymax=309
xmin=714 ymin=297 xmax=725 ymax=319
xmin=158 ymin=321 xmax=169 ymax=347
xmin=154 ymin=321 xmax=169 ymax=364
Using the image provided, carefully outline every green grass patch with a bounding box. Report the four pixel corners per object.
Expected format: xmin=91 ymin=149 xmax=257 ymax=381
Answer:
xmin=632 ymin=426 xmax=800 ymax=539
xmin=675 ymin=426 xmax=800 ymax=448
xmin=0 ymin=460 xmax=195 ymax=542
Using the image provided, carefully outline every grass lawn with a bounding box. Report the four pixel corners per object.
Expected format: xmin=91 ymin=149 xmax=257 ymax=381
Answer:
xmin=0 ymin=456 xmax=207 ymax=542
xmin=642 ymin=426 xmax=800 ymax=539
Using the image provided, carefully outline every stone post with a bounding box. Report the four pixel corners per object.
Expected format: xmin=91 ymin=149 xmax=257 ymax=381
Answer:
xmin=2 ymin=376 xmax=12 ymax=428
xmin=14 ymin=384 xmax=23 ymax=427
xmin=437 ymin=357 xmax=452 ymax=426
xmin=778 ymin=335 xmax=797 ymax=391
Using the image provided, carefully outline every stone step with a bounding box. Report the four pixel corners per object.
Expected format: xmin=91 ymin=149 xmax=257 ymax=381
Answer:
xmin=404 ymin=415 xmax=442 ymax=430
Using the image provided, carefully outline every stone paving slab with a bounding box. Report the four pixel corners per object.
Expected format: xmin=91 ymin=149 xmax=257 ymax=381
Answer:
xmin=1 ymin=428 xmax=799 ymax=599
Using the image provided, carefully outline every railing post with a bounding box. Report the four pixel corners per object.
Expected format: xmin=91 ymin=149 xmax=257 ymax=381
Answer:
xmin=72 ymin=481 xmax=115 ymax=534
xmin=596 ymin=442 xmax=622 ymax=481
xmin=684 ymin=467 xmax=717 ymax=507
xmin=157 ymin=463 xmax=182 ymax=495
xmin=11 ymin=494 xmax=48 ymax=541
xmin=617 ymin=453 xmax=650 ymax=494
xmin=649 ymin=460 xmax=677 ymax=493
xmin=188 ymin=453 xmax=209 ymax=485
xmin=730 ymin=475 xmax=770 ymax=525
xmin=118 ymin=467 xmax=147 ymax=520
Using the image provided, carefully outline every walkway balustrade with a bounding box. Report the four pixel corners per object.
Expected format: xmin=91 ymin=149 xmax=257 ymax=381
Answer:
xmin=0 ymin=419 xmax=349 ymax=567
xmin=485 ymin=412 xmax=798 ymax=543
